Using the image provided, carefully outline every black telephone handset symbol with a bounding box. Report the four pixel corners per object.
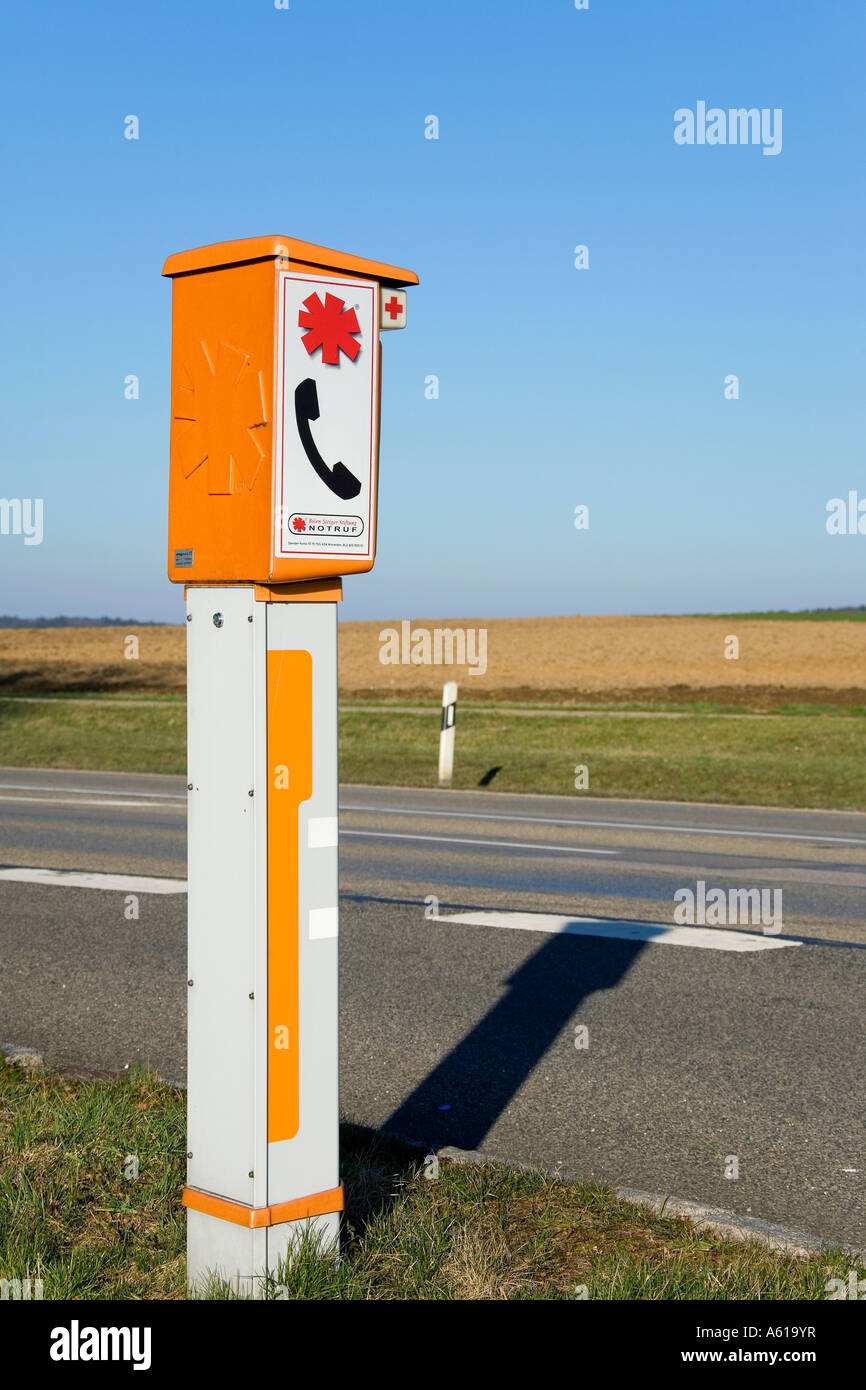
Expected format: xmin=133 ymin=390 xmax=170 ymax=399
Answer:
xmin=294 ymin=378 xmax=362 ymax=501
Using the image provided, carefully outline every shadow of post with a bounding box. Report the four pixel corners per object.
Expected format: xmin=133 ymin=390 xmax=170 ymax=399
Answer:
xmin=383 ymin=931 xmax=645 ymax=1152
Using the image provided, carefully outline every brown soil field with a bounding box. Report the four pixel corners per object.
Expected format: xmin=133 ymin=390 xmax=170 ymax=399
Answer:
xmin=1 ymin=617 xmax=865 ymax=708
xmin=0 ymin=626 xmax=186 ymax=694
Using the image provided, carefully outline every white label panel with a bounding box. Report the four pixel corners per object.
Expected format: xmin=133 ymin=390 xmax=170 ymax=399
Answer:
xmin=275 ymin=272 xmax=379 ymax=559
xmin=308 ymin=906 xmax=338 ymax=940
xmin=307 ymin=816 xmax=338 ymax=849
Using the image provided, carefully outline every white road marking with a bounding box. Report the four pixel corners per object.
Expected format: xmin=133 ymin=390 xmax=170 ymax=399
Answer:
xmin=0 ymin=868 xmax=187 ymax=893
xmin=435 ymin=910 xmax=800 ymax=952
xmin=340 ymin=829 xmax=616 ymax=855
xmin=0 ymin=782 xmax=185 ymax=800
xmin=340 ymin=803 xmax=866 ymax=847
xmin=0 ymin=869 xmax=809 ymax=949
xmin=0 ymin=782 xmax=859 ymax=846
xmin=0 ymin=795 xmax=182 ymax=809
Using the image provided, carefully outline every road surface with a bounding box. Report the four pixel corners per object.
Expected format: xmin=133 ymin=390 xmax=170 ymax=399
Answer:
xmin=1 ymin=767 xmax=863 ymax=1249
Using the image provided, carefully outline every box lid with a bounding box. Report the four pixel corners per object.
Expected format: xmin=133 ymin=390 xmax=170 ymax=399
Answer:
xmin=162 ymin=234 xmax=419 ymax=286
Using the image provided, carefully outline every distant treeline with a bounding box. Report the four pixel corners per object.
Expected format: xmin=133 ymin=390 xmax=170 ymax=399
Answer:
xmin=762 ymin=605 xmax=866 ymax=614
xmin=0 ymin=607 xmax=864 ymax=628
xmin=690 ymin=606 xmax=866 ymax=620
xmin=0 ymin=616 xmax=176 ymax=628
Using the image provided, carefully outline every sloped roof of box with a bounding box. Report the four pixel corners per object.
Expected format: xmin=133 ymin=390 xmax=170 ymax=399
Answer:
xmin=162 ymin=235 xmax=419 ymax=285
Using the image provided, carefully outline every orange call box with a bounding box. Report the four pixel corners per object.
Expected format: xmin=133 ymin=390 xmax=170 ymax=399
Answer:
xmin=163 ymin=235 xmax=418 ymax=585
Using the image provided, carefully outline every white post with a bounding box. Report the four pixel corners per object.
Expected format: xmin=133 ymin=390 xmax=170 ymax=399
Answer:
xmin=438 ymin=680 xmax=458 ymax=784
xmin=184 ymin=588 xmax=341 ymax=1295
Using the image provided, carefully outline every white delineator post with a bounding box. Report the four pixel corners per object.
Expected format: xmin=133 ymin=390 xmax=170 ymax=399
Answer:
xmin=438 ymin=681 xmax=458 ymax=784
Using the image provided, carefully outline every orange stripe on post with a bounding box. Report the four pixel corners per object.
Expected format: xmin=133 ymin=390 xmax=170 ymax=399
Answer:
xmin=268 ymin=1185 xmax=343 ymax=1226
xmin=267 ymin=649 xmax=313 ymax=1143
xmin=182 ymin=1185 xmax=344 ymax=1229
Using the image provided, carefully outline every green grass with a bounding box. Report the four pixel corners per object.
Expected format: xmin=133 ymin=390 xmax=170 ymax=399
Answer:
xmin=0 ymin=697 xmax=186 ymax=774
xmin=0 ymin=1061 xmax=855 ymax=1301
xmin=2 ymin=696 xmax=865 ymax=809
xmin=0 ymin=1064 xmax=185 ymax=1299
xmin=340 ymin=706 xmax=866 ymax=810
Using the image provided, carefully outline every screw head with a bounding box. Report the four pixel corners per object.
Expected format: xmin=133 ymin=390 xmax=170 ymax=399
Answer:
xmin=187 ymin=783 xmax=193 ymax=791
xmin=213 ymin=612 xmax=224 ymax=628
xmin=248 ymin=788 xmax=254 ymax=797
xmin=247 ymin=615 xmax=253 ymax=623
xmin=187 ymin=979 xmax=194 ymax=987
xmin=187 ymin=1152 xmax=193 ymax=1160
xmin=248 ymin=1171 xmax=255 ymax=1179
xmin=249 ymin=992 xmax=255 ymax=999
xmin=186 ymin=614 xmax=192 ymax=622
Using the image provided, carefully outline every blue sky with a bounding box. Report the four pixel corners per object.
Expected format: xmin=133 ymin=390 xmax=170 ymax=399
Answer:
xmin=1 ymin=0 xmax=864 ymax=621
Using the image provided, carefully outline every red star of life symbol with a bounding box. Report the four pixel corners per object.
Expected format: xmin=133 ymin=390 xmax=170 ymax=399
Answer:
xmin=298 ymin=291 xmax=361 ymax=364
xmin=292 ymin=516 xmax=306 ymax=531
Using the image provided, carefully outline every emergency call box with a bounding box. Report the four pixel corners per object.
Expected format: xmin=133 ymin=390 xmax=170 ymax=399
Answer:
xmin=163 ymin=235 xmax=418 ymax=586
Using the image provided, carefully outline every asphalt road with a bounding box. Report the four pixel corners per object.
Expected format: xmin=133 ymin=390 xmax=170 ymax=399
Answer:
xmin=1 ymin=767 xmax=864 ymax=1249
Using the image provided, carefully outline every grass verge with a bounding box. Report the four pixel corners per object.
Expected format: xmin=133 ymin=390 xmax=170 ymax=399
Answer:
xmin=0 ymin=698 xmax=186 ymax=775
xmin=0 ymin=1062 xmax=854 ymax=1300
xmin=0 ymin=1063 xmax=184 ymax=1299
xmin=339 ymin=706 xmax=866 ymax=809
xmin=1 ymin=697 xmax=865 ymax=809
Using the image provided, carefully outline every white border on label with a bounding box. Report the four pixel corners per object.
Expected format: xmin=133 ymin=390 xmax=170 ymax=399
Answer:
xmin=274 ymin=271 xmax=380 ymax=561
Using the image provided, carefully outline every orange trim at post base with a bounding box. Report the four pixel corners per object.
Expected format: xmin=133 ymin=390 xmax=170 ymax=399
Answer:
xmin=182 ymin=1184 xmax=344 ymax=1230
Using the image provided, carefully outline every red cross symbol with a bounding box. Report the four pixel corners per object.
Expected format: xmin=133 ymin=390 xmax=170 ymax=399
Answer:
xmin=384 ymin=295 xmax=404 ymax=321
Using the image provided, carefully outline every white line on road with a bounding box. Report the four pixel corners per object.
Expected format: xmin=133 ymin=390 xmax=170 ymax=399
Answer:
xmin=0 ymin=782 xmax=186 ymax=800
xmin=0 ymin=868 xmax=187 ymax=893
xmin=340 ymin=804 xmax=866 ymax=847
xmin=435 ymin=911 xmax=800 ymax=952
xmin=1 ymin=782 xmax=860 ymax=846
xmin=0 ymin=795 xmax=182 ymax=809
xmin=341 ymin=830 xmax=616 ymax=855
xmin=0 ymin=869 xmax=806 ymax=948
